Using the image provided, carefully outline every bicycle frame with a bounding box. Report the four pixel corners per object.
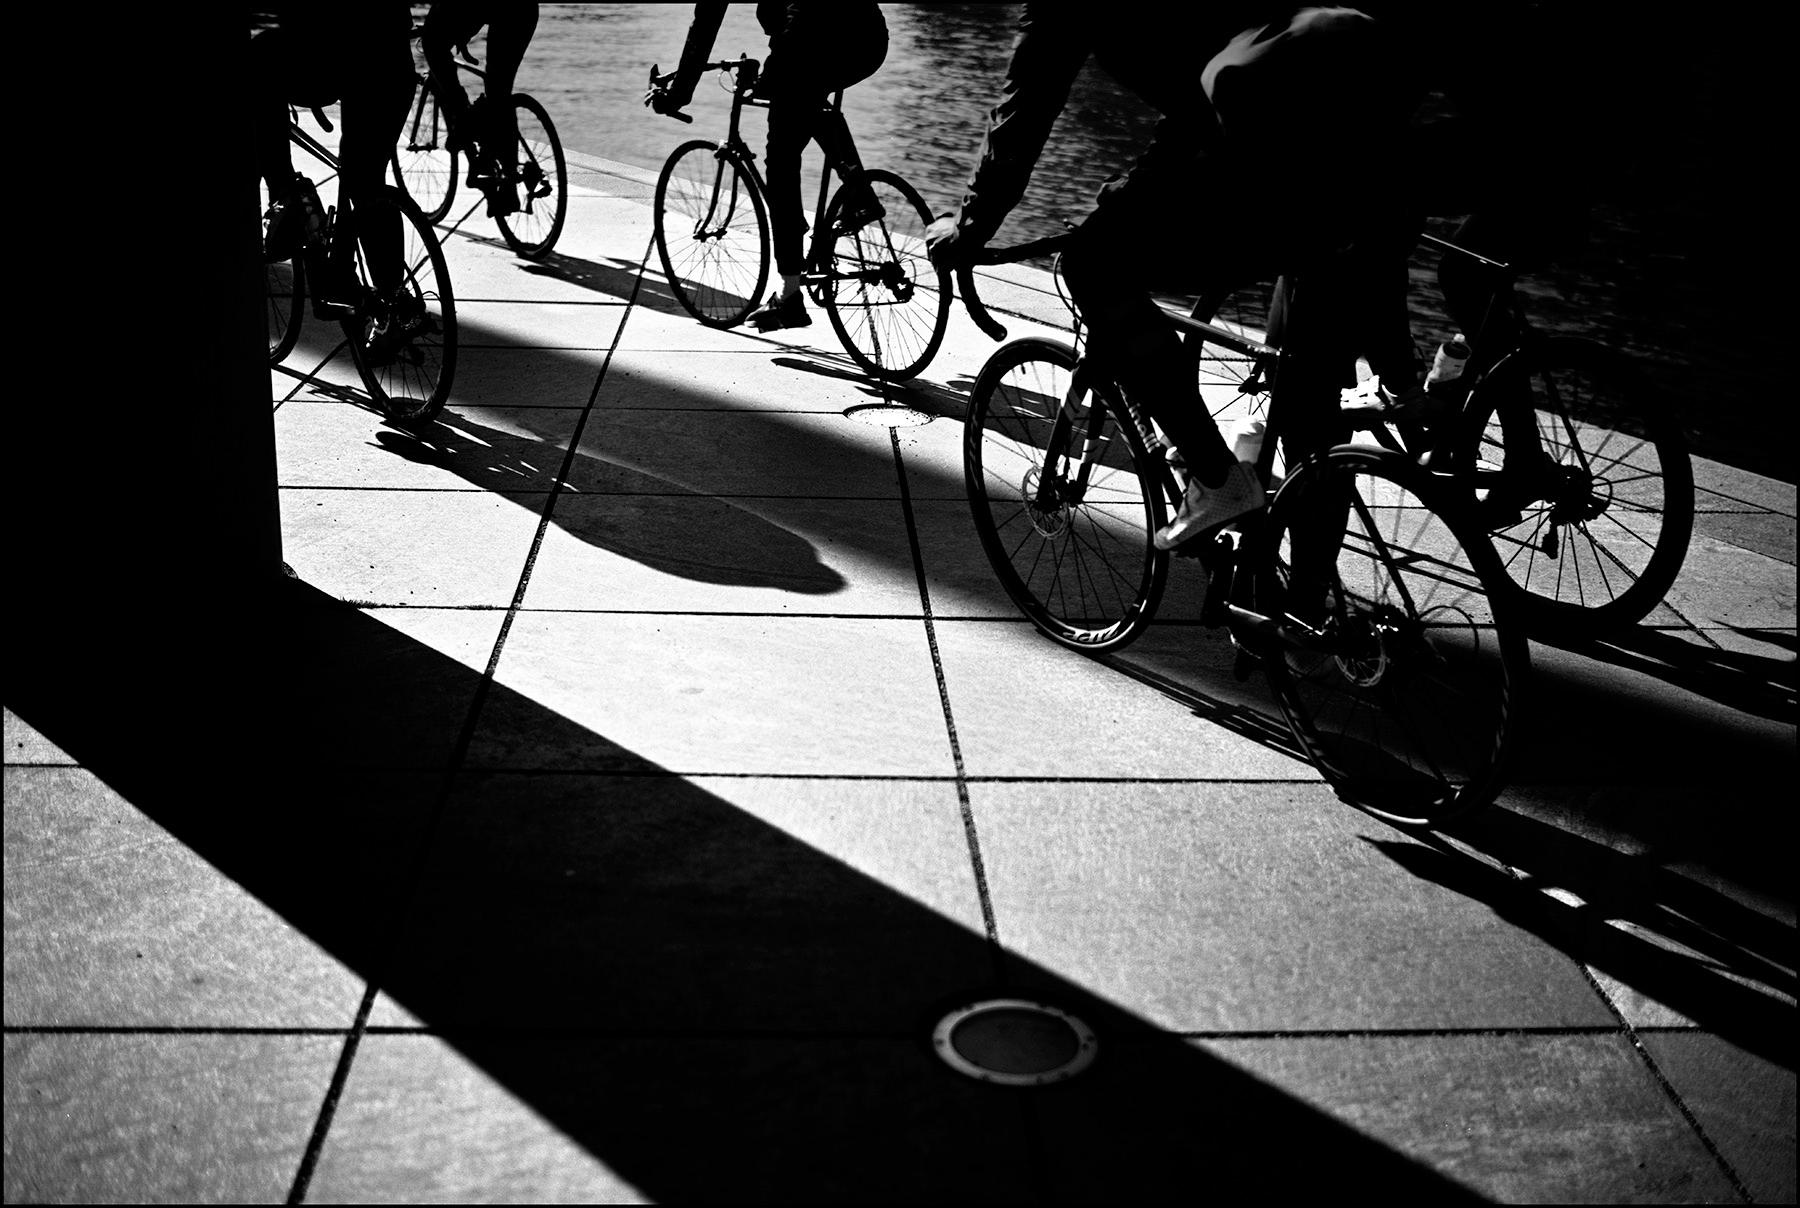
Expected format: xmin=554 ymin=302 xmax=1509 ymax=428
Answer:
xmin=687 ymin=59 xmax=873 ymax=284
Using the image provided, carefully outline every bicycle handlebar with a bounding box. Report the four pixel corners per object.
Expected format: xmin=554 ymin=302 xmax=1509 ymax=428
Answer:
xmin=953 ymin=232 xmax=1074 ymax=342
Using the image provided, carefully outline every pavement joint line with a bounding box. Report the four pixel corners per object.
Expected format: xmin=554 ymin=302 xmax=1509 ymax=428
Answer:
xmin=0 ymin=1023 xmax=1712 ymax=1039
xmin=286 ymin=984 xmax=378 ymax=1205
xmin=1497 ymin=862 xmax=1760 ymax=1201
xmin=891 ymin=425 xmax=1006 ymax=965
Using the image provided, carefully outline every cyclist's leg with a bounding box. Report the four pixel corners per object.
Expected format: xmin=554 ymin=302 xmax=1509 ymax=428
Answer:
xmin=1057 ymin=135 xmax=1242 ymax=493
xmin=420 ymin=0 xmax=480 ymax=149
xmin=338 ymin=31 xmax=418 ymax=299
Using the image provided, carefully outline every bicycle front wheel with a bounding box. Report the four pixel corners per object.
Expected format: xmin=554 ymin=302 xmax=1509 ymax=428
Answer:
xmin=965 ymin=338 xmax=1170 ymax=653
xmin=392 ymin=77 xmax=457 ymax=224
xmin=821 ymin=169 xmax=950 ymax=382
xmin=1254 ymin=445 xmax=1527 ymax=827
xmin=341 ymin=186 xmax=458 ymax=423
xmin=495 ymin=94 xmax=568 ymax=259
xmin=1463 ymin=337 xmax=1694 ymax=635
xmin=654 ymin=140 xmax=769 ymax=327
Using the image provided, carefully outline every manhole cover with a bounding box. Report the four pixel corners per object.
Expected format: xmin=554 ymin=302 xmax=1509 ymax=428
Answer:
xmin=932 ymin=999 xmax=1097 ymax=1086
xmin=842 ymin=402 xmax=934 ymax=428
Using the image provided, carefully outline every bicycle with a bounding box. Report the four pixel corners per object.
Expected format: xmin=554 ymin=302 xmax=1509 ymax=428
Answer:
xmin=391 ymin=26 xmax=568 ymax=260
xmin=1375 ymin=234 xmax=1694 ymax=636
xmin=646 ymin=56 xmax=951 ymax=383
xmin=954 ymin=239 xmax=1530 ymax=828
xmin=265 ymin=106 xmax=458 ymax=424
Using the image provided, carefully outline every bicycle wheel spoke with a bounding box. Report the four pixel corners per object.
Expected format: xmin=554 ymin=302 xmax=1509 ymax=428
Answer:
xmin=823 ymin=171 xmax=949 ymax=381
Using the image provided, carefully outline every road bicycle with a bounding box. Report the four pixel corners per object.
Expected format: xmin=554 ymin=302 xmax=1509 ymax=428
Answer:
xmin=954 ymin=241 xmax=1529 ymax=828
xmin=647 ymin=56 xmax=950 ymax=383
xmin=265 ymin=107 xmax=458 ymax=424
xmin=392 ymin=27 xmax=568 ymax=259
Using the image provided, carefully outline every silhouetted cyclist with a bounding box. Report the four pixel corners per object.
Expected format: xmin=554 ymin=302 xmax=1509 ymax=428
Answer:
xmin=649 ymin=2 xmax=888 ymax=332
xmin=928 ymin=4 xmax=1422 ymax=550
xmin=252 ymin=2 xmax=416 ymax=360
xmin=419 ymin=0 xmax=541 ymax=217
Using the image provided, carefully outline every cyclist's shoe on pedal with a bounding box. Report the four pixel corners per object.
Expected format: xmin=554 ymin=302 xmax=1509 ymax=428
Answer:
xmin=362 ymin=295 xmax=429 ymax=368
xmin=748 ymin=291 xmax=811 ymax=331
xmin=1155 ymin=460 xmax=1265 ymax=550
xmin=468 ymin=156 xmax=521 ymax=217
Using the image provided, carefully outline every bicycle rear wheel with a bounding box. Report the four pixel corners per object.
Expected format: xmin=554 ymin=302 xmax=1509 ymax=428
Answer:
xmin=965 ymin=338 xmax=1170 ymax=653
xmin=1253 ymin=445 xmax=1527 ymax=827
xmin=341 ymin=186 xmax=458 ymax=423
xmin=494 ymin=94 xmax=568 ymax=259
xmin=821 ymin=169 xmax=951 ymax=382
xmin=654 ymin=140 xmax=769 ymax=328
xmin=392 ymin=77 xmax=457 ymax=224
xmin=1463 ymin=337 xmax=1694 ymax=635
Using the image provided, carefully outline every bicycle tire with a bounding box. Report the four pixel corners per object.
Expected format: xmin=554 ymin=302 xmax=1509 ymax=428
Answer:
xmin=1460 ymin=336 xmax=1694 ymax=635
xmin=965 ymin=337 xmax=1170 ymax=653
xmin=392 ymin=77 xmax=458 ymax=225
xmin=820 ymin=168 xmax=951 ymax=382
xmin=1253 ymin=444 xmax=1527 ymax=827
xmin=653 ymin=139 xmax=769 ymax=328
xmin=263 ymin=179 xmax=304 ymax=365
xmin=494 ymin=94 xmax=568 ymax=260
xmin=340 ymin=186 xmax=458 ymax=424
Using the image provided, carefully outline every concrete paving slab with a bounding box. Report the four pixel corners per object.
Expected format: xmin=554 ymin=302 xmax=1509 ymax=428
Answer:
xmin=5 ymin=707 xmax=75 ymax=766
xmin=565 ymin=407 xmax=908 ymax=498
xmin=1169 ymin=1033 xmax=1743 ymax=1202
xmin=1662 ymin=534 xmax=1796 ymax=629
xmin=468 ymin=613 xmax=955 ymax=776
xmin=4 ymin=768 xmax=365 ymax=1028
xmin=280 ymin=488 xmax=548 ymax=608
xmin=275 ymin=403 xmax=582 ymax=492
xmin=443 ymin=344 xmax=608 ymax=411
xmin=972 ymin=780 xmax=1614 ymax=1032
xmin=520 ymin=494 xmax=920 ymax=614
xmin=455 ymin=298 xmax=625 ymax=350
xmin=2 ymin=1033 xmax=342 ymax=1206
xmin=309 ymin=1033 xmax=1035 ymax=1203
xmin=366 ymin=772 xmax=988 ymax=1031
xmin=1639 ymin=1030 xmax=1796 ymax=1204
xmin=593 ymin=348 xmax=896 ymax=413
xmin=933 ymin=618 xmax=1307 ymax=780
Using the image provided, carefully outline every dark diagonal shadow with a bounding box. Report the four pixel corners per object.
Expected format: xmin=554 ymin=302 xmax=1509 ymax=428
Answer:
xmin=8 ymin=580 xmax=1481 ymax=1202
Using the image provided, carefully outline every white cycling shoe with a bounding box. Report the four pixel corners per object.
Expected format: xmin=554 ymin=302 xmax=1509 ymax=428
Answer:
xmin=1154 ymin=460 xmax=1266 ymax=550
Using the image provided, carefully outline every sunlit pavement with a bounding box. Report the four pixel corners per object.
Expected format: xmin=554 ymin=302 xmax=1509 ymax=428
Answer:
xmin=6 ymin=140 xmax=1794 ymax=1203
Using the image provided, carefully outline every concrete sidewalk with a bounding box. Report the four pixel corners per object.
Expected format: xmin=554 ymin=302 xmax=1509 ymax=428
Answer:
xmin=5 ymin=139 xmax=1794 ymax=1203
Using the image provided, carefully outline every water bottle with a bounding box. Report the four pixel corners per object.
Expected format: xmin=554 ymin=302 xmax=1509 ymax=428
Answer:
xmin=1424 ymin=333 xmax=1471 ymax=400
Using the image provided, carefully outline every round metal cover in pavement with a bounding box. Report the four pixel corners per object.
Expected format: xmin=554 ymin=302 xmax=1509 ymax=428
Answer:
xmin=932 ymin=998 xmax=1097 ymax=1086
xmin=842 ymin=402 xmax=934 ymax=427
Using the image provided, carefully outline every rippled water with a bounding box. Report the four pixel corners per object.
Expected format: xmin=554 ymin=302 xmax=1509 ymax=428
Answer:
xmin=477 ymin=3 xmax=1782 ymax=480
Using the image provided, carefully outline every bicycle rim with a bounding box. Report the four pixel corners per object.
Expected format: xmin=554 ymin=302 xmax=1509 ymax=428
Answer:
xmin=654 ymin=140 xmax=768 ymax=327
xmin=1257 ymin=446 xmax=1526 ymax=826
xmin=262 ymin=178 xmax=304 ymax=365
xmin=821 ymin=169 xmax=950 ymax=382
xmin=393 ymin=80 xmax=456 ymax=224
xmin=343 ymin=187 xmax=458 ymax=423
xmin=495 ymin=94 xmax=567 ymax=259
xmin=965 ymin=338 xmax=1169 ymax=652
xmin=1467 ymin=337 xmax=1694 ymax=634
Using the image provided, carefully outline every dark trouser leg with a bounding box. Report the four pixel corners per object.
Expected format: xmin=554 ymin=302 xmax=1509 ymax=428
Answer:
xmin=763 ymin=96 xmax=819 ymax=278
